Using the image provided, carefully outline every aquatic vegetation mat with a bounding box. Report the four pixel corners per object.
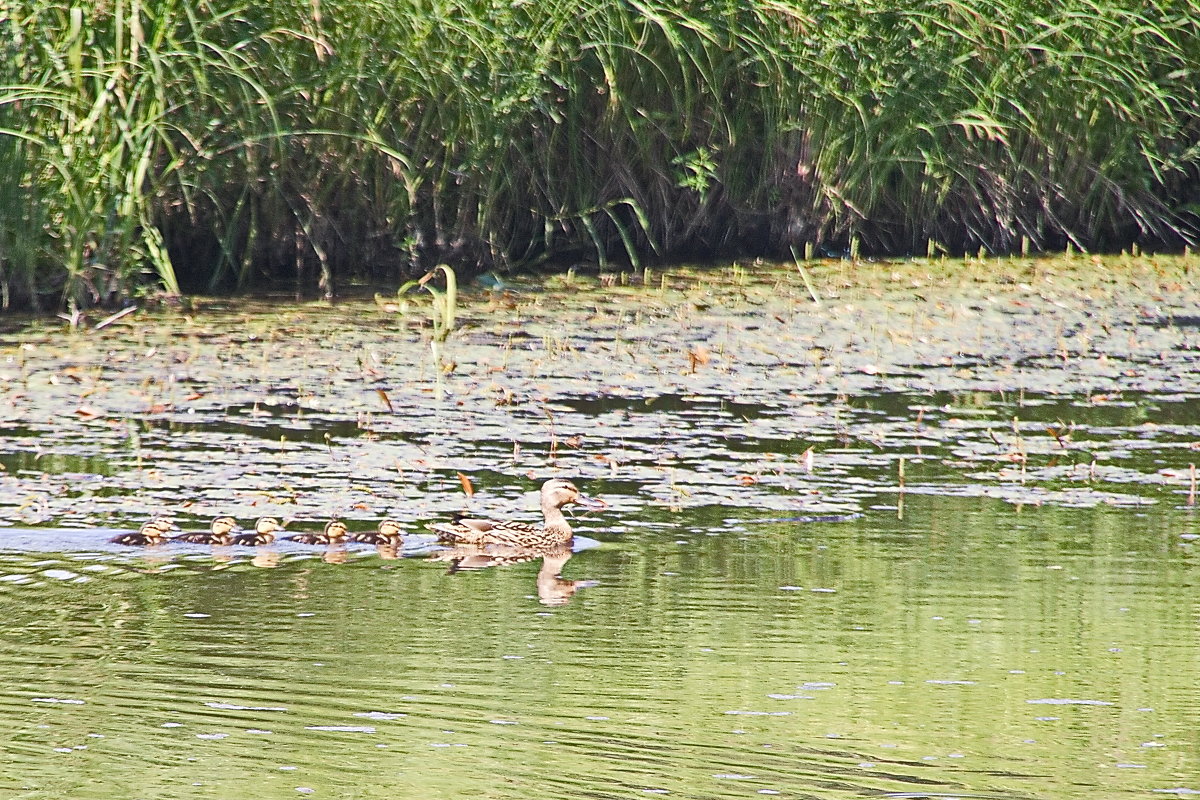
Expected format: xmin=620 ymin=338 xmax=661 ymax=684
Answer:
xmin=1 ymin=256 xmax=1198 ymax=535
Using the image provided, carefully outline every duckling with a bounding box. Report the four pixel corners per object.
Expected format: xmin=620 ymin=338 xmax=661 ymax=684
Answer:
xmin=285 ymin=520 xmax=349 ymax=545
xmin=427 ymin=479 xmax=601 ymax=548
xmin=231 ymin=517 xmax=286 ymax=546
xmin=174 ymin=516 xmax=241 ymax=545
xmin=350 ymin=518 xmax=404 ymax=545
xmin=110 ymin=517 xmax=178 ymax=545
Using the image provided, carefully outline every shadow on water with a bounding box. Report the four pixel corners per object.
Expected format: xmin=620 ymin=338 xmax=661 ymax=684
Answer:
xmin=143 ymin=402 xmax=371 ymax=444
xmin=0 ymin=450 xmax=116 ymax=477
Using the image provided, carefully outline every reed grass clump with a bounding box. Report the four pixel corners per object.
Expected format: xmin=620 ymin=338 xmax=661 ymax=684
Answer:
xmin=1 ymin=0 xmax=1198 ymax=310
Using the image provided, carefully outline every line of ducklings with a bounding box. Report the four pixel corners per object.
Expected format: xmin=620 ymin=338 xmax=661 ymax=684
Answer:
xmin=109 ymin=479 xmax=600 ymax=550
xmin=110 ymin=517 xmax=403 ymax=547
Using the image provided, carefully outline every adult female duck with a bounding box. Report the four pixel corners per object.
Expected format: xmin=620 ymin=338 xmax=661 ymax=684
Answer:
xmin=427 ymin=479 xmax=601 ymax=548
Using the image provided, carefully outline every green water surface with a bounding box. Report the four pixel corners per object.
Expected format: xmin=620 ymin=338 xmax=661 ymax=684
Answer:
xmin=1 ymin=497 xmax=1197 ymax=799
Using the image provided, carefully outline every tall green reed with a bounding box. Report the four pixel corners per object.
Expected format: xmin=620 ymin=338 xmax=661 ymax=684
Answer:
xmin=0 ymin=0 xmax=1197 ymax=311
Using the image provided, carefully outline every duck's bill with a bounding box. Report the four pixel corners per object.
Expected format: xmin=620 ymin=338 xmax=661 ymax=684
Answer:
xmin=575 ymin=494 xmax=607 ymax=510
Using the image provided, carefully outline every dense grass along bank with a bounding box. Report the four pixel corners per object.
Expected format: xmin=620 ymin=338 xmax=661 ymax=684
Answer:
xmin=1 ymin=0 xmax=1198 ymax=309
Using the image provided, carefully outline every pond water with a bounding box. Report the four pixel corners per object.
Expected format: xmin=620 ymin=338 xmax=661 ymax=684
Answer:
xmin=0 ymin=257 xmax=1198 ymax=799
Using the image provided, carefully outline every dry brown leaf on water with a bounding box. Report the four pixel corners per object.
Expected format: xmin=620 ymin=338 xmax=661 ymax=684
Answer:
xmin=377 ymin=389 xmax=395 ymax=413
xmin=736 ymin=474 xmax=759 ymax=486
xmin=146 ymin=402 xmax=174 ymax=414
xmin=1045 ymin=426 xmax=1071 ymax=447
xmin=688 ymin=345 xmax=710 ymax=373
xmin=75 ymin=405 xmax=103 ymax=420
xmin=457 ymin=472 xmax=475 ymax=496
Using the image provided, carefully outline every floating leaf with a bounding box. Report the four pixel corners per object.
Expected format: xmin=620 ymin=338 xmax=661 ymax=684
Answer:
xmin=377 ymin=389 xmax=394 ymax=414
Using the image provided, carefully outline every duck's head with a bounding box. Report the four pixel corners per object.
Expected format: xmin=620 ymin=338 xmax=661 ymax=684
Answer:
xmin=324 ymin=520 xmax=349 ymax=541
xmin=145 ymin=517 xmax=178 ymax=533
xmin=255 ymin=517 xmax=285 ymax=535
xmin=377 ymin=519 xmax=403 ymax=537
xmin=540 ymin=479 xmax=603 ymax=510
xmin=210 ymin=516 xmax=240 ymax=536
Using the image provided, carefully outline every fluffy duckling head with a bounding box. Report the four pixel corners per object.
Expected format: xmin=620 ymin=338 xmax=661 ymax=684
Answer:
xmin=255 ymin=517 xmax=285 ymax=535
xmin=377 ymin=519 xmax=404 ymax=538
xmin=144 ymin=517 xmax=179 ymax=534
xmin=323 ymin=520 xmax=349 ymax=542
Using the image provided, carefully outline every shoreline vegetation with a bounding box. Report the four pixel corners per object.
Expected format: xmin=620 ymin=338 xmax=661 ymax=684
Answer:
xmin=1 ymin=1 xmax=1198 ymax=311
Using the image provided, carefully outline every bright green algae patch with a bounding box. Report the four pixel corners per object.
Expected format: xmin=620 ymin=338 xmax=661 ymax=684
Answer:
xmin=0 ymin=255 xmax=1199 ymax=799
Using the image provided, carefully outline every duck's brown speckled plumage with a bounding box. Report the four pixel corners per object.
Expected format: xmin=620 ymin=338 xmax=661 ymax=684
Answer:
xmin=110 ymin=517 xmax=177 ymax=545
xmin=350 ymin=519 xmax=404 ymax=545
xmin=427 ymin=479 xmax=598 ymax=548
xmin=231 ymin=517 xmax=285 ymax=546
xmin=286 ymin=520 xmax=349 ymax=545
xmin=174 ymin=516 xmax=240 ymax=545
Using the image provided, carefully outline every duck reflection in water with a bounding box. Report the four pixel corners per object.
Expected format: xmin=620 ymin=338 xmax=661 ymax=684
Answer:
xmin=321 ymin=544 xmax=348 ymax=564
xmin=431 ymin=544 xmax=598 ymax=606
xmin=375 ymin=542 xmax=400 ymax=560
xmin=251 ymin=549 xmax=281 ymax=569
